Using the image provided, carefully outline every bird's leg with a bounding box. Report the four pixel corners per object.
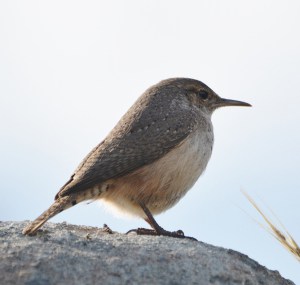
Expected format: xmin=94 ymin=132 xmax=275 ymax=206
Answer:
xmin=127 ymin=202 xmax=197 ymax=241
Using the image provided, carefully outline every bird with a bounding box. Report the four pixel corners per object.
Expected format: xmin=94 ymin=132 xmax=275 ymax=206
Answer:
xmin=23 ymin=78 xmax=251 ymax=238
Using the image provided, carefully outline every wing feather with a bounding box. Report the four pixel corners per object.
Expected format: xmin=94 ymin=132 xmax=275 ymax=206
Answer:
xmin=56 ymin=84 xmax=198 ymax=198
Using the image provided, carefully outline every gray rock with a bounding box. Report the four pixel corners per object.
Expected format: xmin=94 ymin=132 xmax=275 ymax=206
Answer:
xmin=0 ymin=221 xmax=294 ymax=285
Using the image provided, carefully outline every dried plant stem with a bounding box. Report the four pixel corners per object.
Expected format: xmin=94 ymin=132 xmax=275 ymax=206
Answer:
xmin=242 ymin=191 xmax=300 ymax=262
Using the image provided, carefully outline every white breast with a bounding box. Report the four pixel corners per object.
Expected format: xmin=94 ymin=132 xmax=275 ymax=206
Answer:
xmin=173 ymin=124 xmax=214 ymax=192
xmin=149 ymin=121 xmax=214 ymax=212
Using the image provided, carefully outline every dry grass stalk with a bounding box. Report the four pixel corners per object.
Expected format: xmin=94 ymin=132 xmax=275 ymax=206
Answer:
xmin=242 ymin=191 xmax=300 ymax=262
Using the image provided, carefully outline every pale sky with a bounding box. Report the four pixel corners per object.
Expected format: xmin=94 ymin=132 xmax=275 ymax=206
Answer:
xmin=1 ymin=1 xmax=300 ymax=283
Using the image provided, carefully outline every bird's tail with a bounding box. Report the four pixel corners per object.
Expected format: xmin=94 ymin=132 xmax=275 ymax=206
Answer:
xmin=23 ymin=195 xmax=75 ymax=235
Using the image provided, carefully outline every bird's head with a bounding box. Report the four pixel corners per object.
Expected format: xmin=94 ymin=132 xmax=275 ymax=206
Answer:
xmin=160 ymin=78 xmax=251 ymax=113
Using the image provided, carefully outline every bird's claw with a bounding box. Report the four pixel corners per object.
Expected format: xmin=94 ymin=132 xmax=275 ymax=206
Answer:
xmin=126 ymin=227 xmax=197 ymax=241
xmin=103 ymin=224 xmax=113 ymax=234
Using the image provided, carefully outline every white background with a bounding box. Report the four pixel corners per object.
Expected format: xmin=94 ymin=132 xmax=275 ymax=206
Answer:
xmin=1 ymin=1 xmax=299 ymax=283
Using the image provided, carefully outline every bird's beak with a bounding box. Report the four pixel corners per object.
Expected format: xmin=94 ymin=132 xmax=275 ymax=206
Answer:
xmin=214 ymin=97 xmax=252 ymax=108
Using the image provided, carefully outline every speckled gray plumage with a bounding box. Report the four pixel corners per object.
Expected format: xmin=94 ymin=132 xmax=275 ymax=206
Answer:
xmin=57 ymin=78 xmax=209 ymax=198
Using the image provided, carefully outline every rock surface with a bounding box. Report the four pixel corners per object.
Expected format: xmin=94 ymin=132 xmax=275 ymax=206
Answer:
xmin=0 ymin=221 xmax=294 ymax=285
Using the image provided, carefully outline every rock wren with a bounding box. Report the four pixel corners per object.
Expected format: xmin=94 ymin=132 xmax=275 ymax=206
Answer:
xmin=23 ymin=78 xmax=251 ymax=238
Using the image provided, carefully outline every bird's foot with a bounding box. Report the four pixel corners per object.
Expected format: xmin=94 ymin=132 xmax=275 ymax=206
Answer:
xmin=126 ymin=227 xmax=197 ymax=241
xmin=103 ymin=224 xmax=114 ymax=234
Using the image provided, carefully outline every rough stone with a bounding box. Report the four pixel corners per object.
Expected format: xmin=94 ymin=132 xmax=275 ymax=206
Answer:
xmin=0 ymin=221 xmax=294 ymax=285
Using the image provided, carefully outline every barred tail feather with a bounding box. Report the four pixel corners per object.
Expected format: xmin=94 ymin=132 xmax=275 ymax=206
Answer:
xmin=23 ymin=196 xmax=73 ymax=235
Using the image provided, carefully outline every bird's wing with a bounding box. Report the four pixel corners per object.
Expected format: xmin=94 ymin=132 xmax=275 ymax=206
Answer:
xmin=56 ymin=88 xmax=199 ymax=198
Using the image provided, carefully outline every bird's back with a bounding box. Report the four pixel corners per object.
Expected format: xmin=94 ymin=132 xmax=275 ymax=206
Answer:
xmin=56 ymin=81 xmax=201 ymax=198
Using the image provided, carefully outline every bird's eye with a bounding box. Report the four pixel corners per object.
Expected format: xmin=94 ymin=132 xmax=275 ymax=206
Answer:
xmin=198 ymin=90 xmax=209 ymax=100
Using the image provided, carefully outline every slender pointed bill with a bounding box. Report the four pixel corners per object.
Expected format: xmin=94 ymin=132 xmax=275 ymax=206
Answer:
xmin=216 ymin=98 xmax=252 ymax=108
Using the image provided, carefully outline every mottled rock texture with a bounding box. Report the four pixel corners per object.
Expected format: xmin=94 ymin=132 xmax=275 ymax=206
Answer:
xmin=0 ymin=221 xmax=294 ymax=285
